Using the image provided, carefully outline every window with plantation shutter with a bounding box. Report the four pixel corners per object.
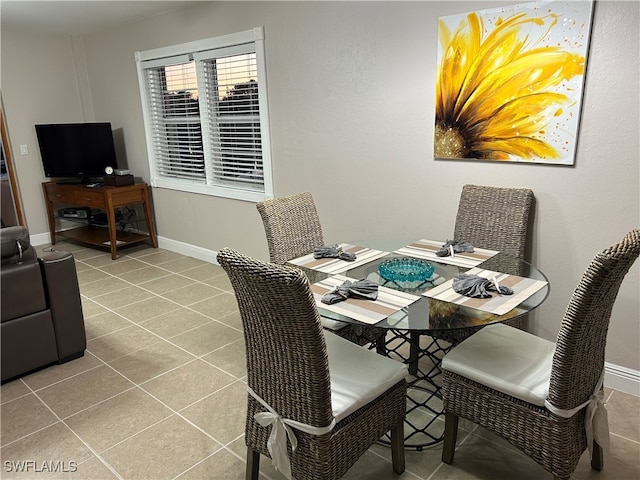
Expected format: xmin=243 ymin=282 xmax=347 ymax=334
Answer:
xmin=135 ymin=28 xmax=272 ymax=202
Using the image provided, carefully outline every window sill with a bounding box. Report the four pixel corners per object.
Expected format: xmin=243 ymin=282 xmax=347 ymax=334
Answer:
xmin=150 ymin=177 xmax=270 ymax=203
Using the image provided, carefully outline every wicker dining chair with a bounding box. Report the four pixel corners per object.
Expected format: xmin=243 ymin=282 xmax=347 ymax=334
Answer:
xmin=452 ymin=184 xmax=534 ymax=335
xmin=413 ymin=184 xmax=535 ymax=347
xmin=406 ymin=185 xmax=534 ymax=372
xmin=217 ymin=247 xmax=407 ymax=480
xmin=440 ymin=229 xmax=640 ymax=480
xmin=256 ymin=192 xmax=384 ymax=347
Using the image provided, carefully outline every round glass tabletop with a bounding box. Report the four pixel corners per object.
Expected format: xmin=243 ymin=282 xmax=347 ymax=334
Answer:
xmin=301 ymin=239 xmax=550 ymax=334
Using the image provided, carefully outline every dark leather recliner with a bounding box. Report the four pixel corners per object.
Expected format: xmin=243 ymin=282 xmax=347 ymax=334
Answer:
xmin=1 ymin=226 xmax=86 ymax=383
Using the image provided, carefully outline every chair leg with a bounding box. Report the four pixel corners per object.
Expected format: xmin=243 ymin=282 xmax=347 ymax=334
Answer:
xmin=591 ymin=439 xmax=604 ymax=471
xmin=409 ymin=332 xmax=420 ymax=375
xmin=375 ymin=331 xmax=387 ymax=355
xmin=246 ymin=447 xmax=260 ymax=480
xmin=441 ymin=412 xmax=459 ymax=464
xmin=390 ymin=420 xmax=405 ymax=474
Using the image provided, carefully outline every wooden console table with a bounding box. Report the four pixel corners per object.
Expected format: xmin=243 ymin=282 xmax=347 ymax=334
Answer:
xmin=43 ymin=181 xmax=158 ymax=260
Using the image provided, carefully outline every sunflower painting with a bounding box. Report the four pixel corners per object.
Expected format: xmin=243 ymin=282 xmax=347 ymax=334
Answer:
xmin=434 ymin=1 xmax=594 ymax=164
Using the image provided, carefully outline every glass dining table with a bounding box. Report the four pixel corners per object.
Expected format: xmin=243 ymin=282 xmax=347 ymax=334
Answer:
xmin=288 ymin=239 xmax=550 ymax=450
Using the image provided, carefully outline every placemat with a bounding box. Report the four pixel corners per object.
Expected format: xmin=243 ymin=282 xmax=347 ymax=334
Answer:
xmin=395 ymin=239 xmax=499 ymax=268
xmin=422 ymin=267 xmax=548 ymax=316
xmin=311 ymin=274 xmax=420 ymax=324
xmin=288 ymin=243 xmax=389 ymax=274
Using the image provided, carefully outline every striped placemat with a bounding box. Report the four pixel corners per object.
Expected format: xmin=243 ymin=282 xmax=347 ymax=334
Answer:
xmin=395 ymin=239 xmax=499 ymax=268
xmin=311 ymin=274 xmax=420 ymax=325
xmin=288 ymin=244 xmax=389 ymax=274
xmin=422 ymin=267 xmax=548 ymax=316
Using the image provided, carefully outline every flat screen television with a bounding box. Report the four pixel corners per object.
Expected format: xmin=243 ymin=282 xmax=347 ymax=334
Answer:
xmin=35 ymin=122 xmax=118 ymax=183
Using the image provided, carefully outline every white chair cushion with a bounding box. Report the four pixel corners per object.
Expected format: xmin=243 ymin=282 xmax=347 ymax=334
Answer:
xmin=324 ymin=332 xmax=407 ymax=422
xmin=321 ymin=318 xmax=347 ymax=331
xmin=441 ymin=323 xmax=556 ymax=406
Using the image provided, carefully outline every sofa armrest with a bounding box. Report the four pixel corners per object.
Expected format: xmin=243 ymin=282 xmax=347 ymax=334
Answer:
xmin=39 ymin=251 xmax=86 ymax=361
xmin=1 ymin=226 xmax=37 ymax=264
xmin=0 ymin=261 xmax=47 ymax=322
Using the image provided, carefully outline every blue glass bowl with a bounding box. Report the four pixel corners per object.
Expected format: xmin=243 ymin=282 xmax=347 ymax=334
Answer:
xmin=378 ymin=257 xmax=435 ymax=284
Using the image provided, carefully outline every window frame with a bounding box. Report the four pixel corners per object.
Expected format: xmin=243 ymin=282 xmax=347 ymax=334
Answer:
xmin=135 ymin=27 xmax=273 ymax=202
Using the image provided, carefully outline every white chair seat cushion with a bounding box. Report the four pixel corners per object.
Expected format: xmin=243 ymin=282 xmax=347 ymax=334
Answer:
xmin=442 ymin=323 xmax=556 ymax=406
xmin=321 ymin=318 xmax=347 ymax=331
xmin=324 ymin=332 xmax=407 ymax=422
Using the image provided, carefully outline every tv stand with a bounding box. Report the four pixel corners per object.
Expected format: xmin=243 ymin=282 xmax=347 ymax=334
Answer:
xmin=42 ymin=181 xmax=158 ymax=259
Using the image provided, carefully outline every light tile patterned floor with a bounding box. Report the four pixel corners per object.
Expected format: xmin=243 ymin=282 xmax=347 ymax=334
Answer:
xmin=1 ymin=242 xmax=638 ymax=479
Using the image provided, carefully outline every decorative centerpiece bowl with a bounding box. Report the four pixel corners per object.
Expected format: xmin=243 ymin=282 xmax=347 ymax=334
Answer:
xmin=378 ymin=257 xmax=435 ymax=289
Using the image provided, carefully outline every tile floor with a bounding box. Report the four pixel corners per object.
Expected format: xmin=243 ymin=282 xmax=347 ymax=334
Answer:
xmin=1 ymin=241 xmax=639 ymax=480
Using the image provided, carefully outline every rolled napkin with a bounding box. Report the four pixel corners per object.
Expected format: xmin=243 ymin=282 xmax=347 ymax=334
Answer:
xmin=436 ymin=239 xmax=474 ymax=257
xmin=321 ymin=279 xmax=379 ymax=305
xmin=313 ymin=244 xmax=357 ymax=262
xmin=452 ymin=272 xmax=514 ymax=298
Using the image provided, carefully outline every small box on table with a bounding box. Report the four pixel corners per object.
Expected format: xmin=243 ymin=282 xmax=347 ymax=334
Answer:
xmin=104 ymin=174 xmax=134 ymax=186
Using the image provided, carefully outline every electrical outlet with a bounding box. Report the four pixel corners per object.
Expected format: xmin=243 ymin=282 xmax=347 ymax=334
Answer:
xmin=20 ymin=145 xmax=28 ymax=155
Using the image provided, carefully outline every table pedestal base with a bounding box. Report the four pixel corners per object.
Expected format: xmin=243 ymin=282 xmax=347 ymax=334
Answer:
xmin=375 ymin=329 xmax=454 ymax=450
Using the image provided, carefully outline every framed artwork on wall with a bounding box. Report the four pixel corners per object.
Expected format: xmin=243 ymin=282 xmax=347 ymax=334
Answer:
xmin=434 ymin=0 xmax=594 ymax=165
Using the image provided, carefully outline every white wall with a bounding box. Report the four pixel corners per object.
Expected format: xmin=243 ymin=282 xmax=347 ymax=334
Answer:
xmin=0 ymin=28 xmax=87 ymax=232
xmin=2 ymin=1 xmax=638 ymax=374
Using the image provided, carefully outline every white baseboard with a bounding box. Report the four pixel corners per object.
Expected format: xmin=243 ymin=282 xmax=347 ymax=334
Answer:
xmin=30 ymin=231 xmax=53 ymax=246
xmin=157 ymin=235 xmax=220 ymax=265
xmin=31 ymin=232 xmax=221 ymax=264
xmin=605 ymin=362 xmax=640 ymax=397
xmin=27 ymin=232 xmax=640 ymax=398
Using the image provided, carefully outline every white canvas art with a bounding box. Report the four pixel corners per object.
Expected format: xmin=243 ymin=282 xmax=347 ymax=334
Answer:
xmin=434 ymin=1 xmax=594 ymax=165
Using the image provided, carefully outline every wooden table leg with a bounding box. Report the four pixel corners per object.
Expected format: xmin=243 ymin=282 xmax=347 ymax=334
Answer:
xmin=142 ymin=185 xmax=158 ymax=248
xmin=105 ymin=191 xmax=118 ymax=259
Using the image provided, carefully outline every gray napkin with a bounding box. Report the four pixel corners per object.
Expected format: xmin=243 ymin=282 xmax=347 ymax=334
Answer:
xmin=321 ymin=279 xmax=379 ymax=305
xmin=436 ymin=239 xmax=475 ymax=257
xmin=314 ymin=245 xmax=356 ymax=262
xmin=452 ymin=273 xmax=514 ymax=298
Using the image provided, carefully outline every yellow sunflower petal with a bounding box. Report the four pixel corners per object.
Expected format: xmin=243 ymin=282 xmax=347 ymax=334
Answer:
xmin=453 ymin=13 xmax=552 ymax=115
xmin=436 ymin=14 xmax=483 ymax=121
xmin=476 ymin=92 xmax=571 ymax=139
xmin=458 ymin=49 xmax=584 ymax=124
xmin=474 ymin=137 xmax=561 ymax=159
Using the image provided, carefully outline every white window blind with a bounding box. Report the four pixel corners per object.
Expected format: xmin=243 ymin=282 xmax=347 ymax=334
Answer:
xmin=144 ymin=58 xmax=204 ymax=182
xmin=136 ymin=29 xmax=272 ymax=202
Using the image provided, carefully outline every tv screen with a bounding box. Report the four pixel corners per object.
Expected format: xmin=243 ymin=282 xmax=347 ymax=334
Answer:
xmin=35 ymin=122 xmax=118 ymax=182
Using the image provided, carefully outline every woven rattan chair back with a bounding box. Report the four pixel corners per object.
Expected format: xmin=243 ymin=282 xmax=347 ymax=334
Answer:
xmin=256 ymin=192 xmax=325 ymax=265
xmin=454 ymin=184 xmax=534 ymax=260
xmin=549 ymin=228 xmax=640 ymax=411
xmin=217 ymin=247 xmax=333 ymax=429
